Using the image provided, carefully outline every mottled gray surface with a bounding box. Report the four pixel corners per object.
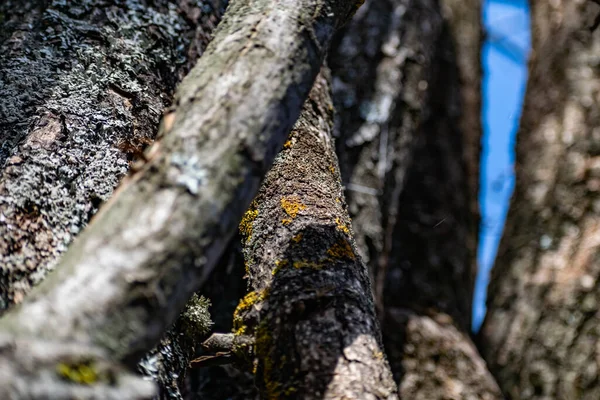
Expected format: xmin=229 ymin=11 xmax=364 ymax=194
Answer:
xmin=0 ymin=0 xmax=226 ymax=309
xmin=0 ymin=0 xmax=359 ymax=381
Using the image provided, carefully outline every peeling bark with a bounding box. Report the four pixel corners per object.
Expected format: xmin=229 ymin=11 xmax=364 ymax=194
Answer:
xmin=0 ymin=0 xmax=360 ymax=394
xmin=224 ymin=69 xmax=397 ymax=399
xmin=480 ymin=2 xmax=600 ymax=399
xmin=0 ymin=0 xmax=226 ymax=310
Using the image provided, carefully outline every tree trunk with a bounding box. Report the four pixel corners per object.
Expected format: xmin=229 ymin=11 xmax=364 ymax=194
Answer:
xmin=0 ymin=0 xmax=225 ymax=310
xmin=480 ymin=1 xmax=600 ymax=399
xmin=328 ymin=0 xmax=501 ymax=398
xmin=218 ymin=68 xmax=398 ymax=399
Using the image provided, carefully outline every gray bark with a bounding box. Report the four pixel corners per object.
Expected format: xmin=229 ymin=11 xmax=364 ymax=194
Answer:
xmin=0 ymin=0 xmax=226 ymax=310
xmin=330 ymin=0 xmax=501 ymax=398
xmin=480 ymin=1 xmax=600 ymax=399
xmin=222 ymin=68 xmax=398 ymax=399
xmin=0 ymin=1 xmax=227 ymax=398
xmin=0 ymin=333 xmax=156 ymax=399
xmin=329 ymin=0 xmax=434 ymax=310
xmin=0 ymin=0 xmax=359 ymax=396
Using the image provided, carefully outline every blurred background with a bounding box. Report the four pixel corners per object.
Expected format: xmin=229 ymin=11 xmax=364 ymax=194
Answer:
xmin=473 ymin=0 xmax=531 ymax=331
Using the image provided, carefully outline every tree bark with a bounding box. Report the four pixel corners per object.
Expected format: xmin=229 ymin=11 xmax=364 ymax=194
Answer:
xmin=223 ymin=68 xmax=398 ymax=399
xmin=480 ymin=1 xmax=600 ymax=399
xmin=0 ymin=1 xmax=229 ymax=398
xmin=329 ymin=0 xmax=501 ymax=398
xmin=329 ymin=0 xmax=435 ymax=310
xmin=0 ymin=0 xmax=358 ymax=356
xmin=0 ymin=0 xmax=225 ymax=310
xmin=0 ymin=1 xmax=360 ymax=397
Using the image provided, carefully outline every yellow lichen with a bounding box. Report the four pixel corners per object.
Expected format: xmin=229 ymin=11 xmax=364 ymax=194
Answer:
xmin=335 ymin=217 xmax=350 ymax=234
xmin=235 ymin=325 xmax=247 ymax=336
xmin=232 ymin=290 xmax=267 ymax=334
xmin=281 ymin=197 xmax=306 ymax=219
xmin=283 ymin=139 xmax=293 ymax=149
xmin=329 ymin=164 xmax=336 ymax=174
xmin=327 ymin=239 xmax=356 ymax=260
xmin=56 ymin=362 xmax=98 ymax=385
xmin=239 ymin=206 xmax=259 ymax=241
xmin=282 ymin=218 xmax=292 ymax=225
xmin=291 ymin=233 xmax=303 ymax=243
xmin=272 ymin=259 xmax=289 ymax=275
xmin=256 ymin=323 xmax=281 ymax=400
xmin=292 ymin=260 xmax=324 ymax=270
xmin=374 ymin=351 xmax=384 ymax=360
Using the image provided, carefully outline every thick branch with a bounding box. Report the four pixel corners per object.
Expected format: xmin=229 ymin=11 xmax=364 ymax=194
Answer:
xmin=227 ymin=69 xmax=398 ymax=399
xmin=0 ymin=0 xmax=359 ymax=369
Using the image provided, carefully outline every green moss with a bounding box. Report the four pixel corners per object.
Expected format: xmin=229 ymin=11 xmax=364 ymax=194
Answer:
xmin=180 ymin=294 xmax=212 ymax=339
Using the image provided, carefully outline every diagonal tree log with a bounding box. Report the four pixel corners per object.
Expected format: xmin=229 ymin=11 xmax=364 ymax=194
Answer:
xmin=0 ymin=0 xmax=226 ymax=311
xmin=480 ymin=2 xmax=600 ymax=398
xmin=217 ymin=68 xmax=398 ymax=399
xmin=329 ymin=0 xmax=501 ymax=398
xmin=0 ymin=0 xmax=361 ymax=393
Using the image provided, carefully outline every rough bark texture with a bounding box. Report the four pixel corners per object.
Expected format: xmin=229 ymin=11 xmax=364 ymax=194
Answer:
xmin=229 ymin=69 xmax=398 ymax=399
xmin=480 ymin=2 xmax=600 ymax=399
xmin=382 ymin=23 xmax=500 ymax=397
xmin=440 ymin=0 xmax=483 ymax=265
xmin=138 ymin=294 xmax=213 ymax=400
xmin=330 ymin=0 xmax=500 ymax=398
xmin=329 ymin=0 xmax=438 ymax=311
xmin=0 ymin=0 xmax=359 ymax=370
xmin=0 ymin=0 xmax=226 ymax=310
xmin=0 ymin=1 xmax=228 ymax=397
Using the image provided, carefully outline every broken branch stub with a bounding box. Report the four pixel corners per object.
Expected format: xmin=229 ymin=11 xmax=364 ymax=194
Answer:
xmin=0 ymin=0 xmax=362 ymax=366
